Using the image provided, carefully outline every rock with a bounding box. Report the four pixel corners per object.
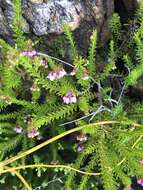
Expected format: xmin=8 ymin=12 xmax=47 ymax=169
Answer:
xmin=0 ymin=0 xmax=142 ymax=45
xmin=0 ymin=0 xmax=113 ymax=39
xmin=114 ymin=0 xmax=141 ymax=23
xmin=0 ymin=7 xmax=12 ymax=43
xmin=0 ymin=0 xmax=29 ymax=40
xmin=29 ymin=0 xmax=43 ymax=3
xmin=0 ymin=0 xmax=114 ymax=51
xmin=22 ymin=0 xmax=84 ymax=35
xmin=73 ymin=0 xmax=114 ymax=53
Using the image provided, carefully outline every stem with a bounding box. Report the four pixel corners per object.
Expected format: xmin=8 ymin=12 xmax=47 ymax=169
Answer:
xmin=0 ymin=121 xmax=118 ymax=167
xmin=3 ymin=164 xmax=101 ymax=176
xmin=5 ymin=166 xmax=32 ymax=190
xmin=117 ymin=135 xmax=143 ymax=167
xmin=37 ymin=52 xmax=74 ymax=68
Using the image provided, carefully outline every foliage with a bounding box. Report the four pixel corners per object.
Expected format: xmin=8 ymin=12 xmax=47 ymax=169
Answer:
xmin=1 ymin=1 xmax=143 ymax=190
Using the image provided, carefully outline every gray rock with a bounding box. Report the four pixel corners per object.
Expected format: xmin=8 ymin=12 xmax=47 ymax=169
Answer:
xmin=0 ymin=0 xmax=141 ymax=44
xmin=0 ymin=0 xmax=14 ymax=26
xmin=23 ymin=0 xmax=84 ymax=36
xmin=0 ymin=6 xmax=12 ymax=43
xmin=0 ymin=0 xmax=114 ymax=38
xmin=0 ymin=0 xmax=29 ymax=37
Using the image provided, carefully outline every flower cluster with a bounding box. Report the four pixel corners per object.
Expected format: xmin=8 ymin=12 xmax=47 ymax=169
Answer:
xmin=47 ymin=68 xmax=66 ymax=81
xmin=63 ymin=92 xmax=77 ymax=104
xmin=137 ymin=160 xmax=143 ymax=186
xmin=40 ymin=59 xmax=48 ymax=68
xmin=27 ymin=128 xmax=39 ymax=138
xmin=76 ymin=134 xmax=87 ymax=142
xmin=22 ymin=50 xmax=36 ymax=58
xmin=76 ymin=134 xmax=87 ymax=153
xmin=137 ymin=178 xmax=143 ymax=186
xmin=27 ymin=128 xmax=42 ymax=140
xmin=14 ymin=125 xmax=42 ymax=140
xmin=123 ymin=185 xmax=131 ymax=190
xmin=139 ymin=160 xmax=143 ymax=165
xmin=14 ymin=126 xmax=23 ymax=133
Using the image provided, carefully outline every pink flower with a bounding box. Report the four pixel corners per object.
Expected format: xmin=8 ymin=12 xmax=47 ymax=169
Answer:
xmin=22 ymin=50 xmax=36 ymax=58
xmin=139 ymin=160 xmax=143 ymax=165
xmin=47 ymin=69 xmax=67 ymax=81
xmin=137 ymin=178 xmax=143 ymax=186
xmin=123 ymin=185 xmax=131 ymax=190
xmin=47 ymin=71 xmax=57 ymax=81
xmin=40 ymin=59 xmax=48 ymax=68
xmin=76 ymin=134 xmax=87 ymax=142
xmin=63 ymin=96 xmax=70 ymax=104
xmin=63 ymin=92 xmax=77 ymax=104
xmin=56 ymin=69 xmax=66 ymax=79
xmin=27 ymin=128 xmax=40 ymax=138
xmin=14 ymin=126 xmax=23 ymax=133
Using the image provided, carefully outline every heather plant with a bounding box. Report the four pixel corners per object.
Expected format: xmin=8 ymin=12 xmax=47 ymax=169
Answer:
xmin=1 ymin=1 xmax=143 ymax=190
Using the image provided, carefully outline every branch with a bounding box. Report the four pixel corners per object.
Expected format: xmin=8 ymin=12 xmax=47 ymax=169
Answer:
xmin=3 ymin=164 xmax=100 ymax=176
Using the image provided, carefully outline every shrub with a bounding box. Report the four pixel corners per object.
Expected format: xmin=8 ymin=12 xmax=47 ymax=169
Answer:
xmin=0 ymin=1 xmax=143 ymax=190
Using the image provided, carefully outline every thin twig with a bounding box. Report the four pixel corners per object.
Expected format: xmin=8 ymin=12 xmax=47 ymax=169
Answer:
xmin=117 ymin=135 xmax=143 ymax=167
xmin=89 ymin=106 xmax=111 ymax=122
xmin=117 ymin=84 xmax=126 ymax=104
xmin=59 ymin=106 xmax=111 ymax=126
xmin=33 ymin=174 xmax=66 ymax=190
xmin=131 ymin=135 xmax=143 ymax=149
xmin=37 ymin=52 xmax=74 ymax=68
xmin=2 ymin=164 xmax=101 ymax=176
xmin=59 ymin=112 xmax=95 ymax=126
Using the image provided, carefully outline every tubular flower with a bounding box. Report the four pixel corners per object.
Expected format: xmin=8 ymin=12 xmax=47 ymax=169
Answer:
xmin=76 ymin=134 xmax=87 ymax=142
xmin=40 ymin=59 xmax=48 ymax=68
xmin=47 ymin=71 xmax=57 ymax=81
xmin=27 ymin=128 xmax=40 ymax=138
xmin=21 ymin=50 xmax=37 ymax=57
xmin=63 ymin=92 xmax=77 ymax=104
xmin=137 ymin=178 xmax=143 ymax=186
xmin=56 ymin=69 xmax=67 ymax=79
xmin=14 ymin=126 xmax=23 ymax=133
xmin=47 ymin=68 xmax=67 ymax=81
xmin=123 ymin=185 xmax=131 ymax=190
xmin=139 ymin=160 xmax=143 ymax=165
